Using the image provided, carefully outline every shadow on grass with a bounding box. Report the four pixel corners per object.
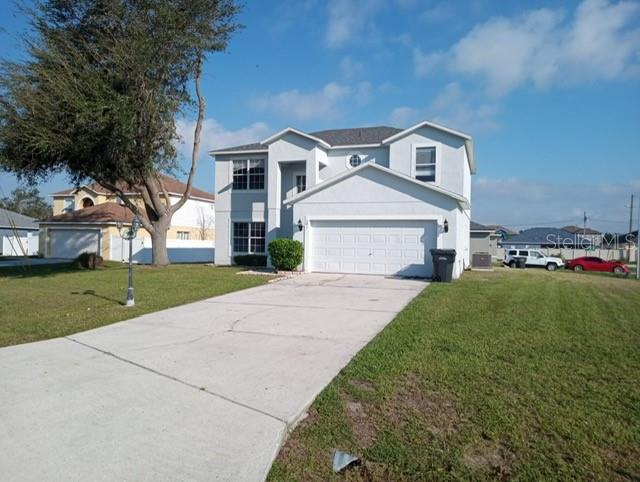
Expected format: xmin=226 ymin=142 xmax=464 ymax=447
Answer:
xmin=71 ymin=289 xmax=125 ymax=306
xmin=0 ymin=262 xmax=126 ymax=279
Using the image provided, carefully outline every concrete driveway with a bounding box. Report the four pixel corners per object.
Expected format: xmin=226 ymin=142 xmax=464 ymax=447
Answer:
xmin=0 ymin=273 xmax=426 ymax=481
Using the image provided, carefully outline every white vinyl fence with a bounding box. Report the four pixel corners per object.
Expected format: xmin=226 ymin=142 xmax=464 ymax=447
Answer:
xmin=1 ymin=231 xmax=39 ymax=256
xmin=110 ymin=236 xmax=214 ymax=264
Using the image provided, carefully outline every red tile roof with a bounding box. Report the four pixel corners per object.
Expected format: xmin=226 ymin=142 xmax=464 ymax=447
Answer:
xmin=52 ymin=176 xmax=214 ymax=201
xmin=43 ymin=203 xmax=135 ymax=224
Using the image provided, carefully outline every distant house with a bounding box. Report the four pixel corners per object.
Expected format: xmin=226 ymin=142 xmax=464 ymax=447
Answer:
xmin=470 ymin=221 xmax=500 ymax=257
xmin=616 ymin=230 xmax=638 ymax=246
xmin=562 ymin=225 xmax=602 ymax=245
xmin=0 ymin=208 xmax=39 ymax=256
xmin=500 ymin=227 xmax=590 ymax=249
xmin=41 ymin=176 xmax=215 ymax=261
xmin=484 ymin=225 xmax=517 ymax=239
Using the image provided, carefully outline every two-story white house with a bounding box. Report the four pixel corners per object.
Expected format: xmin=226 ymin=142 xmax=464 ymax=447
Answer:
xmin=211 ymin=121 xmax=475 ymax=279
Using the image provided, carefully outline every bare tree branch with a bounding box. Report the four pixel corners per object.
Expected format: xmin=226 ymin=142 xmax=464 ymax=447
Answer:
xmin=157 ymin=175 xmax=172 ymax=210
xmin=171 ymin=58 xmax=204 ymax=216
xmin=94 ymin=180 xmax=155 ymax=234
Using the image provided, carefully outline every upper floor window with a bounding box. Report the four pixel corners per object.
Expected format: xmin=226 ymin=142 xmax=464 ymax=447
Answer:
xmin=177 ymin=231 xmax=190 ymax=240
xmin=295 ymin=174 xmax=306 ymax=194
xmin=415 ymin=147 xmax=436 ymax=182
xmin=233 ymin=159 xmax=265 ymax=190
xmin=63 ymin=197 xmax=74 ymax=212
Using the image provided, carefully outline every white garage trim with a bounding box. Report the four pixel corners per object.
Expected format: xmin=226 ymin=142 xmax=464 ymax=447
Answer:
xmin=302 ymin=215 xmax=442 ymax=277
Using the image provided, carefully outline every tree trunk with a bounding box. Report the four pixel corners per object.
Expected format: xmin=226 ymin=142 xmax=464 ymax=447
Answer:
xmin=150 ymin=220 xmax=170 ymax=266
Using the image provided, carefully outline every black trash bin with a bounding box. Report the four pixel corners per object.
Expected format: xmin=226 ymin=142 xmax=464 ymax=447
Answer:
xmin=514 ymin=256 xmax=526 ymax=269
xmin=430 ymin=249 xmax=456 ymax=282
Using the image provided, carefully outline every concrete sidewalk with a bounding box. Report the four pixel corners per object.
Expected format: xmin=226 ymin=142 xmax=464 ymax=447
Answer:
xmin=1 ymin=273 xmax=426 ymax=481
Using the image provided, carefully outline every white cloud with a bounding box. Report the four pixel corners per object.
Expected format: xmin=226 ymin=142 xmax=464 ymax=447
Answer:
xmin=354 ymin=81 xmax=373 ymax=105
xmin=429 ymin=82 xmax=500 ymax=132
xmin=414 ymin=0 xmax=640 ymax=96
xmin=472 ymin=177 xmax=640 ymax=233
xmin=389 ymin=83 xmax=500 ymax=132
xmin=325 ymin=0 xmax=384 ymax=48
xmin=340 ymin=56 xmax=364 ymax=79
xmin=175 ymin=119 xmax=270 ymax=160
xmin=413 ymin=48 xmax=446 ymax=76
xmin=251 ymin=82 xmax=351 ymax=121
xmin=389 ymin=106 xmax=418 ymax=127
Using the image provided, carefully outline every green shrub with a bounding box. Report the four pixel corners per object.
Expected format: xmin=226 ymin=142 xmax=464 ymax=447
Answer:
xmin=268 ymin=238 xmax=304 ymax=271
xmin=233 ymin=254 xmax=267 ymax=267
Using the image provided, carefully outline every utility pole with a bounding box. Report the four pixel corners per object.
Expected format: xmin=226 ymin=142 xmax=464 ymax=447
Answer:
xmin=627 ymin=195 xmax=634 ymax=263
xmin=636 ymin=195 xmax=639 ymax=280
xmin=583 ymin=211 xmax=587 ymax=251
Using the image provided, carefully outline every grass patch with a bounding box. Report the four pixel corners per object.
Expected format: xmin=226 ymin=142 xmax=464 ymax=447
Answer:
xmin=0 ymin=262 xmax=268 ymax=347
xmin=269 ymin=268 xmax=640 ymax=481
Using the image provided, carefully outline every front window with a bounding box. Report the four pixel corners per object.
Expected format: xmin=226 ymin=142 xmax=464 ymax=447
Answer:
xmin=233 ymin=222 xmax=265 ymax=254
xmin=295 ymin=175 xmax=306 ymax=193
xmin=63 ymin=197 xmax=74 ymax=212
xmin=415 ymin=146 xmax=436 ymax=182
xmin=233 ymin=159 xmax=265 ymax=190
xmin=177 ymin=231 xmax=190 ymax=240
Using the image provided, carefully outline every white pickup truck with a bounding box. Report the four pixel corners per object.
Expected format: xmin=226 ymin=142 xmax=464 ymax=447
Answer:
xmin=504 ymin=249 xmax=564 ymax=271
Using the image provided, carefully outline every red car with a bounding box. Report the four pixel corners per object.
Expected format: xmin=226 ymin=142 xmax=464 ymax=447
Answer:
xmin=565 ymin=256 xmax=629 ymax=274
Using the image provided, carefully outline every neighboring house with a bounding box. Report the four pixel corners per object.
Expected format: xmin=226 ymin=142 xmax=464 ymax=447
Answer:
xmin=500 ymin=227 xmax=589 ymax=249
xmin=562 ymin=225 xmax=602 ymax=245
xmin=0 ymin=208 xmax=39 ymax=256
xmin=470 ymin=221 xmax=500 ymax=257
xmin=484 ymin=224 xmax=517 ymax=240
xmin=212 ymin=121 xmax=475 ymax=279
xmin=40 ymin=177 xmax=215 ymax=260
xmin=616 ymin=230 xmax=638 ymax=247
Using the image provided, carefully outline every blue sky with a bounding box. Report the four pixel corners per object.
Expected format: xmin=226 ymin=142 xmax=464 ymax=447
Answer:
xmin=1 ymin=0 xmax=639 ymax=232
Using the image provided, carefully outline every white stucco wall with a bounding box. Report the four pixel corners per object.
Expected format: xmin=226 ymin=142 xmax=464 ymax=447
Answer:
xmin=169 ymin=196 xmax=215 ymax=229
xmin=291 ymin=167 xmax=466 ymax=278
xmin=387 ymin=125 xmax=467 ymax=196
xmin=321 ymin=147 xmax=390 ymax=180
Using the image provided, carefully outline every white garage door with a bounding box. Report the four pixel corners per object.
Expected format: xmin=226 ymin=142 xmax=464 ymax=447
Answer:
xmin=49 ymin=229 xmax=100 ymax=259
xmin=310 ymin=220 xmax=437 ymax=278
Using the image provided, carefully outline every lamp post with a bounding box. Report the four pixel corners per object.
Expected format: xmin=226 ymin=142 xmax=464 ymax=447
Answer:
xmin=116 ymin=216 xmax=141 ymax=307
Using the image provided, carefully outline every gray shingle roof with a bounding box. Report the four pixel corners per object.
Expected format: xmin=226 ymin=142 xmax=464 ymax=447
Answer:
xmin=310 ymin=126 xmax=403 ymax=146
xmin=501 ymin=227 xmax=589 ymax=247
xmin=212 ymin=126 xmax=404 ymax=153
xmin=562 ymin=225 xmax=601 ymax=235
xmin=470 ymin=221 xmax=494 ymax=231
xmin=0 ymin=208 xmax=39 ymax=229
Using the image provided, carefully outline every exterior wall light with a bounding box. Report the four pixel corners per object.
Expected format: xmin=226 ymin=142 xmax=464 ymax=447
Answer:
xmin=443 ymin=219 xmax=449 ymax=233
xmin=297 ymin=219 xmax=304 ymax=232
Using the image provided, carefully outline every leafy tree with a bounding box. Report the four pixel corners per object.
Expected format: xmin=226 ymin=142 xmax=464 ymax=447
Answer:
xmin=0 ymin=0 xmax=241 ymax=265
xmin=0 ymin=187 xmax=52 ymax=219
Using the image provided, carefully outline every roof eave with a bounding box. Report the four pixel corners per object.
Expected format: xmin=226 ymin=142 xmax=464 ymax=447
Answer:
xmin=381 ymin=120 xmax=476 ymax=175
xmin=261 ymin=127 xmax=331 ymax=149
xmin=209 ymin=148 xmax=268 ymax=156
xmin=284 ymin=162 xmax=468 ymax=208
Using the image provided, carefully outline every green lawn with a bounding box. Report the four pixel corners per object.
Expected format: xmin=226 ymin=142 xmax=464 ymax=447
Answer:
xmin=269 ymin=268 xmax=640 ymax=481
xmin=0 ymin=262 xmax=268 ymax=347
